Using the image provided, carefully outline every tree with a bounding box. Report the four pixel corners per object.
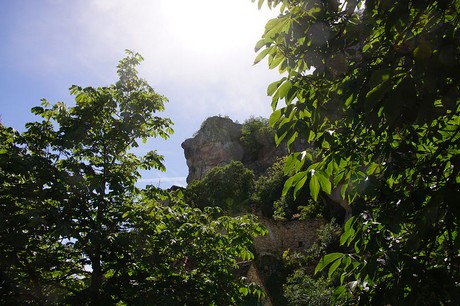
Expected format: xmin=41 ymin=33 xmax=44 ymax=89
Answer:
xmin=240 ymin=116 xmax=275 ymax=159
xmin=252 ymin=157 xmax=322 ymax=219
xmin=254 ymin=0 xmax=460 ymax=304
xmin=252 ymin=158 xmax=287 ymax=217
xmin=0 ymin=51 xmax=266 ymax=305
xmin=0 ymin=123 xmax=80 ymax=304
xmin=185 ymin=161 xmax=255 ymax=213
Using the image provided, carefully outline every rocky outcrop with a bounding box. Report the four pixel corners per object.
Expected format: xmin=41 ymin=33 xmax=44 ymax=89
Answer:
xmin=182 ymin=116 xmax=245 ymax=183
xmin=181 ymin=116 xmax=293 ymax=184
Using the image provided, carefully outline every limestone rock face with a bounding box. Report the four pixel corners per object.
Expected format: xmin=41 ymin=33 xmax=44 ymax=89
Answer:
xmin=182 ymin=116 xmax=244 ymax=184
xmin=181 ymin=116 xmax=297 ymax=184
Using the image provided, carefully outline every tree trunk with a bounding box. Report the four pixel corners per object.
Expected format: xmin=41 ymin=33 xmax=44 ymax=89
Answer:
xmin=89 ymin=240 xmax=102 ymax=305
xmin=327 ymin=183 xmax=352 ymax=221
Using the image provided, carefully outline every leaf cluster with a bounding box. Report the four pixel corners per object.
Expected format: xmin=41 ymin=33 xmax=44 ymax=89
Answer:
xmin=185 ymin=161 xmax=255 ymax=214
xmin=240 ymin=116 xmax=275 ymax=158
xmin=254 ymin=0 xmax=460 ymax=304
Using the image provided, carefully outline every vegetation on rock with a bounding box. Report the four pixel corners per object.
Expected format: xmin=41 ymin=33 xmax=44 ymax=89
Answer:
xmin=240 ymin=116 xmax=275 ymax=159
xmin=185 ymin=160 xmax=255 ymax=213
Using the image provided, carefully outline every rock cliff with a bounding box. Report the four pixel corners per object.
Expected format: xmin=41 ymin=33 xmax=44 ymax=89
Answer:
xmin=182 ymin=116 xmax=244 ymax=183
xmin=181 ymin=116 xmax=291 ymax=184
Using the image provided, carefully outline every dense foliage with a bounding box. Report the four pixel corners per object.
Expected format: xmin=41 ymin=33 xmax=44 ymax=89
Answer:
xmin=252 ymin=157 xmax=324 ymax=219
xmin=240 ymin=116 xmax=275 ymax=159
xmin=185 ymin=155 xmax=331 ymax=220
xmin=254 ymin=0 xmax=460 ymax=304
xmin=252 ymin=158 xmax=288 ymax=217
xmin=0 ymin=51 xmax=266 ymax=305
xmin=185 ymin=161 xmax=255 ymax=213
xmin=282 ymin=220 xmax=342 ymax=306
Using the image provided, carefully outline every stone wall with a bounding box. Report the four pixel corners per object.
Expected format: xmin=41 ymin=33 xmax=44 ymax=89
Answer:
xmin=254 ymin=217 xmax=326 ymax=257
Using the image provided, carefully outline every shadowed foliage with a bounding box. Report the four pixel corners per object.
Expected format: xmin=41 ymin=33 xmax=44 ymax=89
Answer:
xmin=254 ymin=0 xmax=460 ymax=304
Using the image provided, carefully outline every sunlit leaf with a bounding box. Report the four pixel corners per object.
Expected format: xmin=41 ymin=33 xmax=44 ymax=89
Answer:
xmin=254 ymin=47 xmax=271 ymax=65
xmin=315 ymin=252 xmax=344 ymax=275
xmin=317 ymin=171 xmax=332 ymax=195
xmin=309 ymin=173 xmax=320 ymax=201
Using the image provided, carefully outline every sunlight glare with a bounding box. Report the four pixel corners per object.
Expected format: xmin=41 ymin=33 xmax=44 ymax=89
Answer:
xmin=161 ymin=0 xmax=274 ymax=55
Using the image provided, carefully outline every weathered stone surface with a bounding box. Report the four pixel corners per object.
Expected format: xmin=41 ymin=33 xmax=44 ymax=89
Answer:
xmin=254 ymin=217 xmax=326 ymax=257
xmin=182 ymin=116 xmax=244 ymax=183
xmin=182 ymin=116 xmax=296 ymax=184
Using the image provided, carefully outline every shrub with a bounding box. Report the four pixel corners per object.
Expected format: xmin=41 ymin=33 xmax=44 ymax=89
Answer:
xmin=185 ymin=161 xmax=255 ymax=213
xmin=240 ymin=116 xmax=274 ymax=158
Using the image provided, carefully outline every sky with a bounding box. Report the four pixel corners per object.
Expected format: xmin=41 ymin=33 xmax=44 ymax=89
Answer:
xmin=0 ymin=0 xmax=280 ymax=188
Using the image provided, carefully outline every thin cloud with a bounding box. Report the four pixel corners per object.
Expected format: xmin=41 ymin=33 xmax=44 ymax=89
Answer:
xmin=1 ymin=0 xmax=279 ymax=188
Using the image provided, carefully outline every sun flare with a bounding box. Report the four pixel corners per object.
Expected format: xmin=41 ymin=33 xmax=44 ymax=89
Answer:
xmin=161 ymin=0 xmax=275 ymax=55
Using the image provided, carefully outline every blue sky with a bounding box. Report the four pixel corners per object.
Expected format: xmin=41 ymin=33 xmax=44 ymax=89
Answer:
xmin=0 ymin=0 xmax=279 ymax=188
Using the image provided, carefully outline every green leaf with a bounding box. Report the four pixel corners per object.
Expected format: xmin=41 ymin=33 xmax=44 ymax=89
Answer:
xmin=334 ymin=285 xmax=347 ymax=299
xmin=366 ymin=162 xmax=380 ymax=175
xmin=309 ymin=173 xmax=320 ymax=201
xmin=267 ymin=78 xmax=286 ymax=96
xmin=316 ymin=171 xmax=332 ymax=194
xmin=340 ymin=183 xmax=348 ymax=199
xmin=265 ymin=17 xmax=291 ymax=40
xmin=286 ymin=131 xmax=298 ymax=151
xmin=254 ymin=47 xmax=271 ymax=65
xmin=325 ymin=161 xmax=334 ymax=177
xmin=302 ymin=150 xmax=313 ymax=162
xmin=345 ymin=93 xmax=354 ymax=106
xmin=340 ymin=227 xmax=352 ymax=246
xmin=286 ymin=85 xmax=298 ymax=104
xmin=293 ymin=172 xmax=307 ymax=199
xmin=269 ymin=109 xmax=282 ymax=126
xmin=240 ymin=248 xmax=254 ymax=261
xmin=31 ymin=106 xmax=44 ymax=115
xmin=283 ymin=171 xmax=306 ymax=196
xmin=239 ymin=286 xmax=250 ymax=296
xmin=75 ymin=92 xmax=92 ymax=103
xmin=257 ymin=0 xmax=264 ymax=10
xmin=365 ymin=70 xmax=392 ymax=111
xmin=277 ymin=80 xmax=292 ymax=99
xmin=329 ymin=256 xmax=342 ymax=278
xmin=315 ymin=252 xmax=344 ymax=274
xmin=269 ymin=53 xmax=285 ymax=69
xmin=254 ymin=38 xmax=266 ymax=52
xmin=283 ymin=154 xmax=297 ymax=175
xmin=307 ymin=130 xmax=315 ymax=142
